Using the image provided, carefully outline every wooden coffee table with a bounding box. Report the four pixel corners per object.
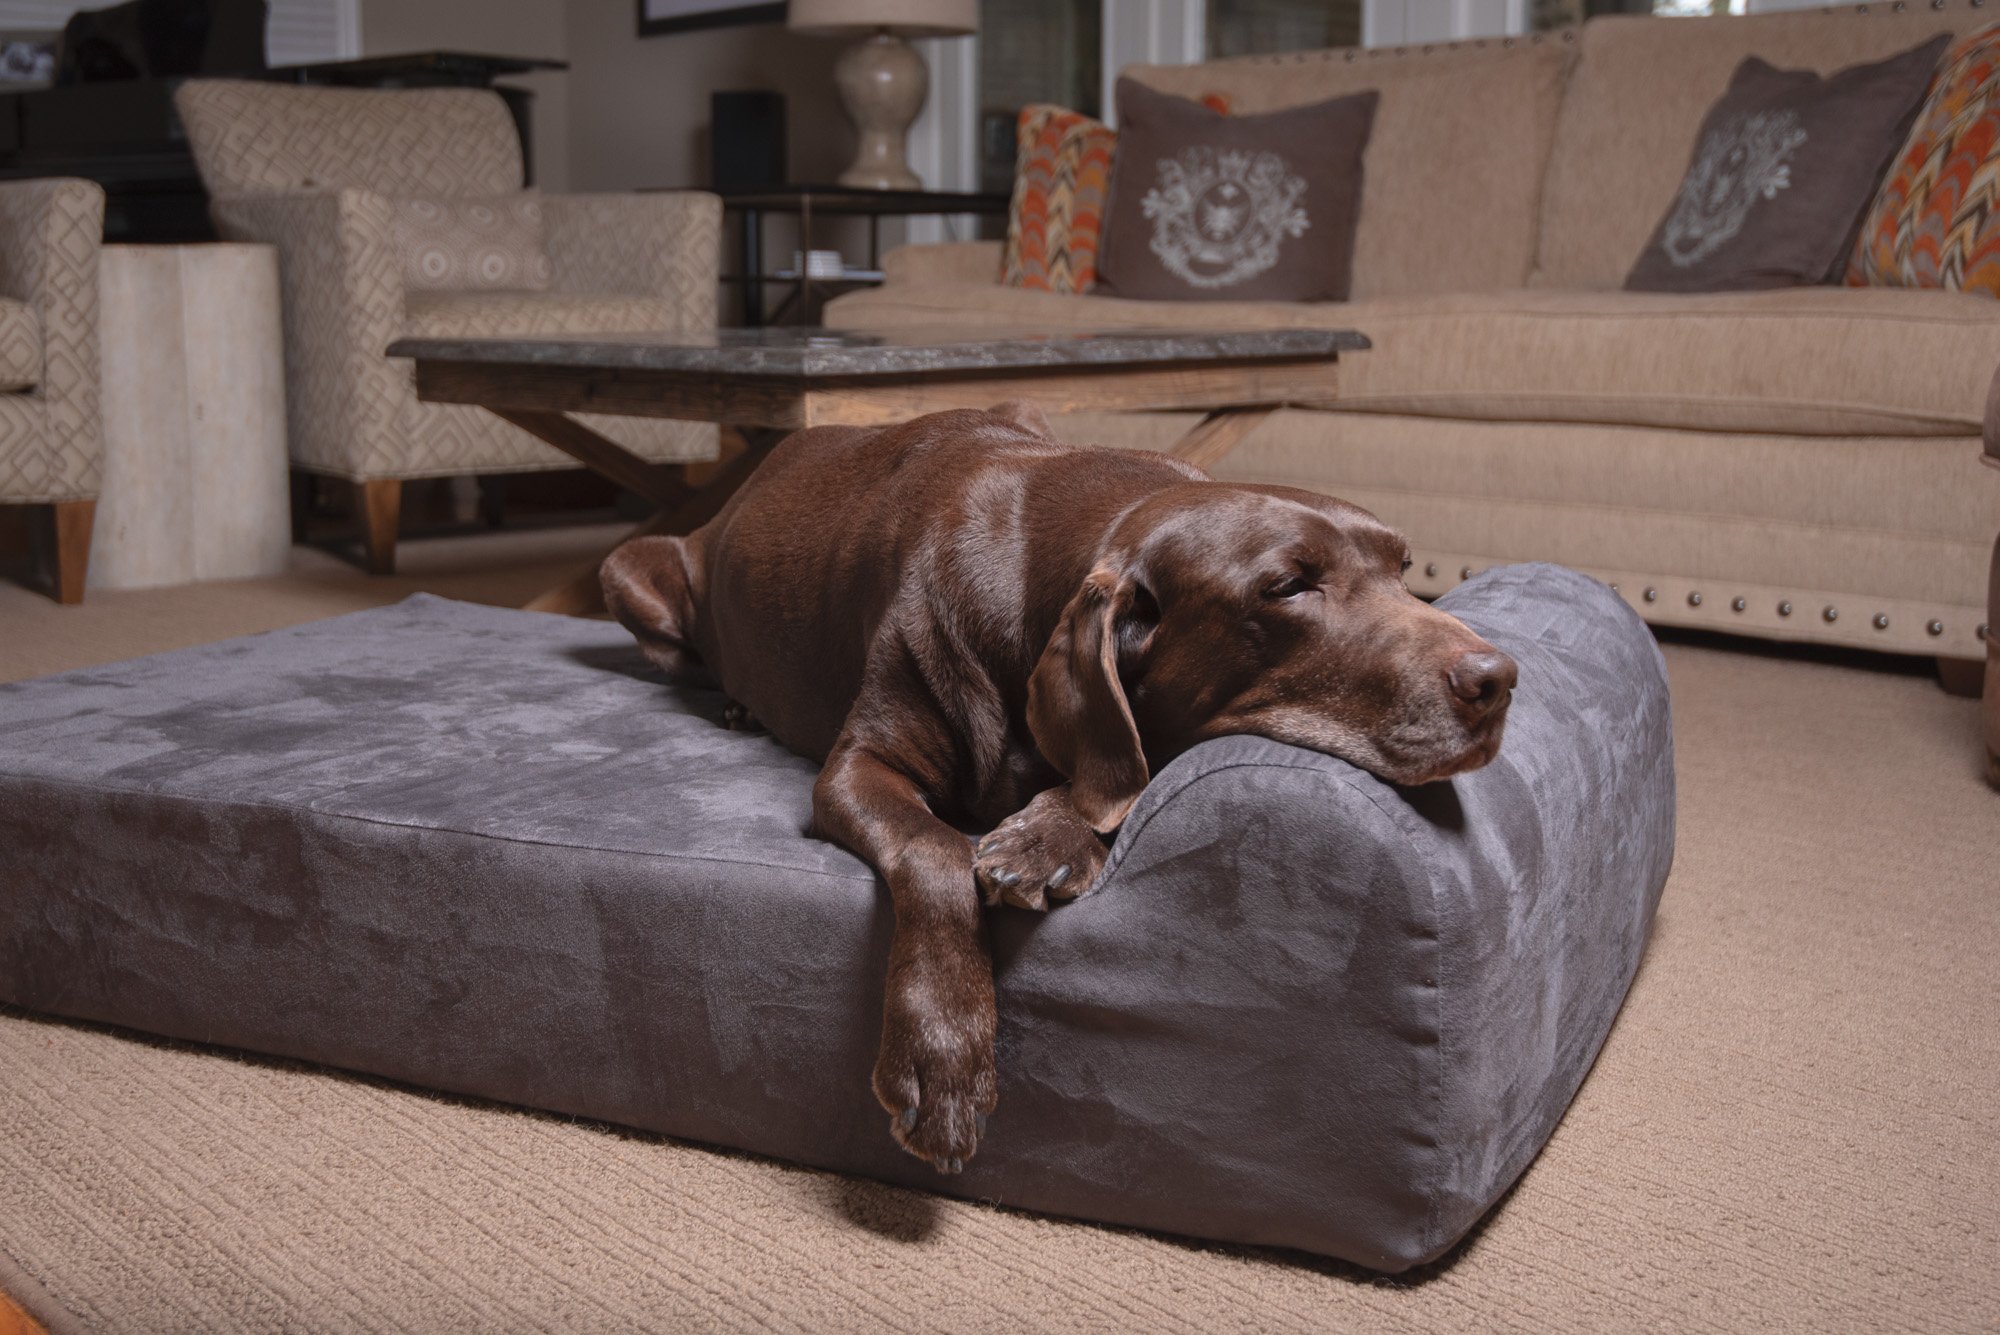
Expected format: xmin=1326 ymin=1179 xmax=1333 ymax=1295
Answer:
xmin=387 ymin=326 xmax=1369 ymax=614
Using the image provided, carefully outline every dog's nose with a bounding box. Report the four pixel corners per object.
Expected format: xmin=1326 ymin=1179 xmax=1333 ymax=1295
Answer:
xmin=1447 ymin=649 xmax=1517 ymax=714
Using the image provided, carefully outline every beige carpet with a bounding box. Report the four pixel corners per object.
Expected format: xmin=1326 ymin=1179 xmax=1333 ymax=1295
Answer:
xmin=1 ymin=531 xmax=1995 ymax=1333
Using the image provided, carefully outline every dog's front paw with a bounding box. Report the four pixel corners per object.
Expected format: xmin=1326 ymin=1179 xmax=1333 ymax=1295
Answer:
xmin=974 ymin=786 xmax=1109 ymax=911
xmin=873 ymin=964 xmax=996 ymax=1174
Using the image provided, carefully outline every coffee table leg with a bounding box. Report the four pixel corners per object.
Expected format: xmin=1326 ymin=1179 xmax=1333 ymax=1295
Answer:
xmin=523 ymin=429 xmax=779 ymax=617
xmin=1170 ymin=407 xmax=1276 ymax=472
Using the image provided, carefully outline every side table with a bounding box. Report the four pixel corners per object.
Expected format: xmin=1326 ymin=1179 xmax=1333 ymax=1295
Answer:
xmin=90 ymin=243 xmax=289 ymax=590
xmin=712 ymin=186 xmax=1010 ymax=326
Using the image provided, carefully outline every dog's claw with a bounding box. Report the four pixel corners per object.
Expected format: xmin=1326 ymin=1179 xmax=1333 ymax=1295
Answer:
xmin=899 ymin=1107 xmax=918 ymax=1131
xmin=973 ymin=789 xmax=1108 ymax=913
xmin=942 ymin=1157 xmax=964 ymax=1175
xmin=975 ymin=1112 xmax=988 ymax=1136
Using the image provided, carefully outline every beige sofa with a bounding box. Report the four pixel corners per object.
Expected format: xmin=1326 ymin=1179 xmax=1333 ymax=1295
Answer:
xmin=826 ymin=3 xmax=2000 ymax=672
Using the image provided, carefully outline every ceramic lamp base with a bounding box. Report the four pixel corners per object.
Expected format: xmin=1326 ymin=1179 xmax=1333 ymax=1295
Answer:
xmin=834 ymin=30 xmax=926 ymax=190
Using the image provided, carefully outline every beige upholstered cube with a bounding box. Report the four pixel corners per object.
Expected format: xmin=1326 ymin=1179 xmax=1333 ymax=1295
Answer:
xmin=174 ymin=80 xmax=722 ymax=574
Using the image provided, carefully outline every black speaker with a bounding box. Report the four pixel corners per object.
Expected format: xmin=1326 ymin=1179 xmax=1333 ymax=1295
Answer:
xmin=711 ymin=90 xmax=787 ymax=192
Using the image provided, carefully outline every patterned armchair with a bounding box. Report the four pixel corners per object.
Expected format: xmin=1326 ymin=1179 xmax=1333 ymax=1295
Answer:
xmin=0 ymin=178 xmax=105 ymax=604
xmin=174 ymin=80 xmax=720 ymax=574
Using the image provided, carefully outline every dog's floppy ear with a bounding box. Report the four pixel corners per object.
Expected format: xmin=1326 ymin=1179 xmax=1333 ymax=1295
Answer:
xmin=987 ymin=399 xmax=1055 ymax=440
xmin=600 ymin=536 xmax=708 ymax=683
xmin=1028 ymin=567 xmax=1149 ymax=832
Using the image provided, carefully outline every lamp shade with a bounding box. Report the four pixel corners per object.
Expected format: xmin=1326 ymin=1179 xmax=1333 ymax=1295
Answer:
xmin=789 ymin=0 xmax=976 ymax=37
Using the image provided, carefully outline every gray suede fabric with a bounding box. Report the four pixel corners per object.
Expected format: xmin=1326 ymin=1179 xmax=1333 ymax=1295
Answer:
xmin=0 ymin=564 xmax=1673 ymax=1272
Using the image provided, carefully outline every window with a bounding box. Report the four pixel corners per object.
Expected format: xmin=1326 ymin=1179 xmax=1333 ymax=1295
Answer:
xmin=1208 ymin=0 xmax=1361 ymax=61
xmin=976 ymin=0 xmax=1102 ymax=195
xmin=0 ymin=0 xmax=359 ymax=65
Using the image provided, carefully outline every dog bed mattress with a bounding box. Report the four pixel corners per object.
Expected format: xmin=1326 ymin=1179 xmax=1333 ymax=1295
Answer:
xmin=0 ymin=564 xmax=1673 ymax=1272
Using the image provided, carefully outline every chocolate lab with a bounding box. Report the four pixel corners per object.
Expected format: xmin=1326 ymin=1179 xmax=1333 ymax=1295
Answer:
xmin=601 ymin=404 xmax=1516 ymax=1173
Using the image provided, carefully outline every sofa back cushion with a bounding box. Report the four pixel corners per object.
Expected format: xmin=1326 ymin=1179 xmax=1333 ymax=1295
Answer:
xmin=1536 ymin=7 xmax=1987 ymax=290
xmin=1126 ymin=36 xmax=1573 ymax=300
xmin=176 ymin=80 xmax=524 ymax=199
xmin=1097 ymin=80 xmax=1377 ymax=302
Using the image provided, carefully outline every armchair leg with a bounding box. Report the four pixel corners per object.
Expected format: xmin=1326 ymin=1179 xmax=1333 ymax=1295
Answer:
xmin=358 ymin=480 xmax=400 ymax=576
xmin=47 ymin=500 xmax=95 ymax=605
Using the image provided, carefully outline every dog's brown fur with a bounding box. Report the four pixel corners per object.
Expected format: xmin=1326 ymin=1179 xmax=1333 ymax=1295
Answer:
xmin=602 ymin=404 xmax=1515 ymax=1172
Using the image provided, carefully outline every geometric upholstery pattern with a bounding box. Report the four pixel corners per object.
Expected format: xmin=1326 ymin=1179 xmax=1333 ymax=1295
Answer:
xmin=0 ymin=179 xmax=104 ymax=503
xmin=176 ymin=82 xmax=721 ymax=482
xmin=174 ymin=80 xmax=526 ymax=198
xmin=1848 ymin=22 xmax=2000 ymax=297
xmin=0 ymin=298 xmax=43 ymax=392
xmin=1002 ymin=105 xmax=1115 ymax=294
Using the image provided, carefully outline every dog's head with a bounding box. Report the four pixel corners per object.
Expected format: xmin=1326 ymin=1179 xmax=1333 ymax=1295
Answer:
xmin=1027 ymin=484 xmax=1515 ymax=830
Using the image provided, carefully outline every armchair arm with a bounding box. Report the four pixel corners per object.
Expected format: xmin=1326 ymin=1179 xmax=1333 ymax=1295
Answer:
xmin=0 ymin=178 xmax=106 ymax=499
xmin=881 ymin=240 xmax=1004 ymax=287
xmin=543 ymin=191 xmax=720 ymax=332
xmin=210 ymin=189 xmax=410 ymax=477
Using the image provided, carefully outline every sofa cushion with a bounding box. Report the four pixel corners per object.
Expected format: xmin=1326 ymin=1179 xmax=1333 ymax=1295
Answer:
xmin=1127 ymin=36 xmax=1572 ymax=299
xmin=0 ymin=571 xmax=1673 ymax=1274
xmin=1626 ymin=38 xmax=1948 ymax=293
xmin=1538 ymin=7 xmax=1983 ymax=290
xmin=390 ymin=191 xmax=552 ymax=293
xmin=1098 ymin=79 xmax=1375 ymax=302
xmin=1003 ymin=105 xmax=1116 ymax=294
xmin=825 ymin=279 xmax=2000 ymax=436
xmin=1849 ymin=22 xmax=2000 ymax=298
xmin=0 ymin=297 xmax=40 ymax=392
xmin=401 ymin=289 xmax=685 ymax=339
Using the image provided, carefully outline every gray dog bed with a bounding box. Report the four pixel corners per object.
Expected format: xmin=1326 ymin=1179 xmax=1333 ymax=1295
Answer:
xmin=0 ymin=563 xmax=1672 ymax=1272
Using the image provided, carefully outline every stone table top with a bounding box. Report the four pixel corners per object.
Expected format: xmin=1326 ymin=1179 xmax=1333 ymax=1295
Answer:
xmin=385 ymin=326 xmax=1370 ymax=379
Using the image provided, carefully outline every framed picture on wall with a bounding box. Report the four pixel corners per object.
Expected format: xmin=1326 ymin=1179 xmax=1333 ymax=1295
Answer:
xmin=638 ymin=0 xmax=787 ymax=36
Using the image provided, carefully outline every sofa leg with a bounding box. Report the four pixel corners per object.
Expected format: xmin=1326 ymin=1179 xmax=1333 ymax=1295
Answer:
xmin=1985 ymin=643 xmax=1999 ymax=790
xmin=48 ymin=499 xmax=95 ymax=605
xmin=358 ymin=480 xmax=400 ymax=576
xmin=1938 ymin=656 xmax=1984 ymax=698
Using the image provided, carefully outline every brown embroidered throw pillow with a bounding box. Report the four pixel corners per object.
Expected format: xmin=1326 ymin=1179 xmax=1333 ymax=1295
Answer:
xmin=1097 ymin=78 xmax=1377 ymax=303
xmin=1626 ymin=36 xmax=1949 ymax=293
xmin=391 ymin=191 xmax=553 ymax=292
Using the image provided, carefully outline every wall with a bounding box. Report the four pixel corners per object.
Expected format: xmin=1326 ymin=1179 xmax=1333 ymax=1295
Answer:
xmin=359 ymin=0 xmax=571 ymax=189
xmin=563 ymin=0 xmax=850 ymax=192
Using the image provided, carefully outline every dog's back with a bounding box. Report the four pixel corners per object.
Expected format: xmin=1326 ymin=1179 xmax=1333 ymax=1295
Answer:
xmin=605 ymin=407 xmax=1200 ymax=768
xmin=698 ymin=408 xmax=1195 ymax=763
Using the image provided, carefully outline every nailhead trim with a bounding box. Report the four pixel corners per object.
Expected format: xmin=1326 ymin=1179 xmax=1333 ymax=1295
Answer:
xmin=1404 ymin=556 xmax=1981 ymax=650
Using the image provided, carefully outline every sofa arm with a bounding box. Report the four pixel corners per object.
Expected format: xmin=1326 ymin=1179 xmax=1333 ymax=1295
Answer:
xmin=0 ymin=178 xmax=106 ymax=500
xmin=882 ymin=240 xmax=1003 ymax=287
xmin=210 ymin=189 xmax=410 ymax=478
xmin=543 ymin=191 xmax=720 ymax=332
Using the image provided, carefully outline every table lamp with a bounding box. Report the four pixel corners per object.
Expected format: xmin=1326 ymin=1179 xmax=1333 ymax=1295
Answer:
xmin=789 ymin=0 xmax=977 ymax=191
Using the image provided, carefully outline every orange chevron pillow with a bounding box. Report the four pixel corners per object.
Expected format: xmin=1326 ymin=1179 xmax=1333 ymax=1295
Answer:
xmin=1848 ymin=23 xmax=2000 ymax=297
xmin=1003 ymin=95 xmax=1233 ymax=294
xmin=1003 ymin=105 xmax=1117 ymax=293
